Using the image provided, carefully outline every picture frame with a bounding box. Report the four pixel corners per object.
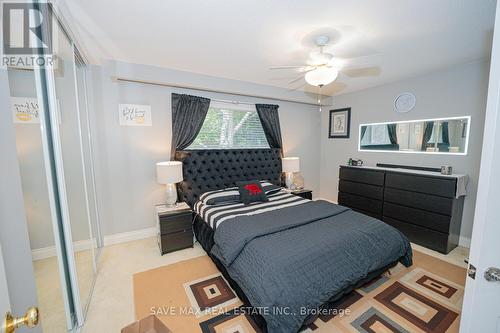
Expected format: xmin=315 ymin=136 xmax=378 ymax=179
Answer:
xmin=329 ymin=108 xmax=351 ymax=138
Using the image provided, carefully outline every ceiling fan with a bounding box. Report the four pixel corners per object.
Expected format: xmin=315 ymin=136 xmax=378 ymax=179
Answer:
xmin=270 ymin=35 xmax=381 ymax=109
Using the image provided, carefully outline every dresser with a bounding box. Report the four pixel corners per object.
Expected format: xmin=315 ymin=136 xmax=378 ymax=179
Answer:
xmin=338 ymin=165 xmax=466 ymax=254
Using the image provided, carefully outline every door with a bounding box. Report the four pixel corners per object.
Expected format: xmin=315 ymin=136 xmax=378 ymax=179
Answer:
xmin=460 ymin=0 xmax=500 ymax=332
xmin=0 ymin=245 xmax=40 ymax=333
xmin=0 ymin=69 xmax=41 ymax=333
xmin=0 ymin=246 xmax=11 ymax=331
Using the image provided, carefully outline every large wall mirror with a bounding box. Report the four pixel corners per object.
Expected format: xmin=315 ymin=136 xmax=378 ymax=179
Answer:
xmin=359 ymin=116 xmax=471 ymax=155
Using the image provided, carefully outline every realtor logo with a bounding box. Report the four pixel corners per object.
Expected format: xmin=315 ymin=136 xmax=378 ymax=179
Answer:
xmin=2 ymin=2 xmax=52 ymax=54
xmin=2 ymin=2 xmax=54 ymax=68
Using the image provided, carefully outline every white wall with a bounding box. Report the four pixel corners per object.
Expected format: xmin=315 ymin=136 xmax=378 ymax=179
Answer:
xmin=320 ymin=60 xmax=489 ymax=246
xmin=90 ymin=61 xmax=322 ymax=237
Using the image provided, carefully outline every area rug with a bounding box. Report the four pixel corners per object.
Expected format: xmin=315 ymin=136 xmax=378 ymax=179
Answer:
xmin=133 ymin=250 xmax=466 ymax=333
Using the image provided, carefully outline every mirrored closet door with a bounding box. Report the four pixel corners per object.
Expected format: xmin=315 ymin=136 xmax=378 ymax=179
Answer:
xmin=6 ymin=2 xmax=101 ymax=331
xmin=49 ymin=18 xmax=100 ymax=324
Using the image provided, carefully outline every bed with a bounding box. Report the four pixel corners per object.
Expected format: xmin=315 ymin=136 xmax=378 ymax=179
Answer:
xmin=175 ymin=148 xmax=412 ymax=333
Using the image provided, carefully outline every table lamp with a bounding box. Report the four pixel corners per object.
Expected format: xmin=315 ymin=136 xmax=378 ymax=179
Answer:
xmin=282 ymin=157 xmax=300 ymax=189
xmin=156 ymin=161 xmax=183 ymax=207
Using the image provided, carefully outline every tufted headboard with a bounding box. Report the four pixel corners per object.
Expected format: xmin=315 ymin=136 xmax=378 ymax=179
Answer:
xmin=175 ymin=149 xmax=282 ymax=207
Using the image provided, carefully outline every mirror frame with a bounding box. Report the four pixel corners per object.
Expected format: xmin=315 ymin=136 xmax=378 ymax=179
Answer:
xmin=358 ymin=116 xmax=471 ymax=155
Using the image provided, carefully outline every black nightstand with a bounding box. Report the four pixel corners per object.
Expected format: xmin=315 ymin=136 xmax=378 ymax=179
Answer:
xmin=290 ymin=189 xmax=312 ymax=200
xmin=155 ymin=202 xmax=194 ymax=255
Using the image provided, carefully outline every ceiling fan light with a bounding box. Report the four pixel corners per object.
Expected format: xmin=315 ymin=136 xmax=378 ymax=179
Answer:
xmin=305 ymin=67 xmax=338 ymax=87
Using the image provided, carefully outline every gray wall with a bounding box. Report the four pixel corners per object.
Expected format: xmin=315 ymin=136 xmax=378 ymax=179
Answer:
xmin=90 ymin=61 xmax=322 ymax=237
xmin=319 ymin=60 xmax=489 ymax=245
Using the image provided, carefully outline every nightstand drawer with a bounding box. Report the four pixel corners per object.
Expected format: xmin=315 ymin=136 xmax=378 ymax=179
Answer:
xmin=160 ymin=230 xmax=193 ymax=254
xmin=159 ymin=212 xmax=192 ymax=234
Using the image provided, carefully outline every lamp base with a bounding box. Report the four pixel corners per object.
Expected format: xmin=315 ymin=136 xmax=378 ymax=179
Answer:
xmin=165 ymin=183 xmax=178 ymax=207
xmin=285 ymin=172 xmax=294 ymax=189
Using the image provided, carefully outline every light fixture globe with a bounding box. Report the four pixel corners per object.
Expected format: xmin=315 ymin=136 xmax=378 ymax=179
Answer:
xmin=305 ymin=67 xmax=338 ymax=87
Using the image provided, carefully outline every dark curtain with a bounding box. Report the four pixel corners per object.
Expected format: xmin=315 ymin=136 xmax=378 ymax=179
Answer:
xmin=361 ymin=126 xmax=367 ymax=141
xmin=255 ymin=104 xmax=283 ymax=152
xmin=171 ymin=93 xmax=210 ymax=158
xmin=442 ymin=122 xmax=450 ymax=145
xmin=387 ymin=124 xmax=398 ymax=144
xmin=421 ymin=121 xmax=434 ymax=150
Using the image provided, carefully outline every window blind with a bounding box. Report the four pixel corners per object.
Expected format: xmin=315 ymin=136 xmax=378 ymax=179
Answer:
xmin=187 ymin=107 xmax=270 ymax=149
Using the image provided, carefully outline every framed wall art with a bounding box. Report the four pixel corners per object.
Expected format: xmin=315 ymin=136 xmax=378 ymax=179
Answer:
xmin=328 ymin=107 xmax=351 ymax=139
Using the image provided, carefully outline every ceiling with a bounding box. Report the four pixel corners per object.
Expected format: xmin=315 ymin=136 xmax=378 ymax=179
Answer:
xmin=57 ymin=0 xmax=496 ymax=96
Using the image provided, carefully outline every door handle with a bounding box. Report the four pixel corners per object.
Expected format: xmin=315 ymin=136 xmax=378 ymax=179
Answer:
xmin=484 ymin=267 xmax=500 ymax=282
xmin=3 ymin=307 xmax=39 ymax=333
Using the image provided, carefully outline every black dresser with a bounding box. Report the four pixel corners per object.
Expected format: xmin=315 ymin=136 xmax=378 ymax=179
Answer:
xmin=338 ymin=166 xmax=465 ymax=254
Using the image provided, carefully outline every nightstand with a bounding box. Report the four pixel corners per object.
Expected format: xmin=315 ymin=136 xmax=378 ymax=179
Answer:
xmin=290 ymin=189 xmax=312 ymax=200
xmin=155 ymin=202 xmax=193 ymax=255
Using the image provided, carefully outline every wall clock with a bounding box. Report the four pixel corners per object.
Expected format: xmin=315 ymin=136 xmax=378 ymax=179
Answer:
xmin=394 ymin=92 xmax=416 ymax=113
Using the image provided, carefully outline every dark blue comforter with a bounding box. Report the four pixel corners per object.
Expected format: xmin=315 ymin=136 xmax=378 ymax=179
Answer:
xmin=210 ymin=200 xmax=412 ymax=333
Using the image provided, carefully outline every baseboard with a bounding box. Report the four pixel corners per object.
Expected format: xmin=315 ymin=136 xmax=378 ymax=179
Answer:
xmin=31 ymin=239 xmax=97 ymax=261
xmin=103 ymin=226 xmax=156 ymax=246
xmin=31 ymin=227 xmax=157 ymax=261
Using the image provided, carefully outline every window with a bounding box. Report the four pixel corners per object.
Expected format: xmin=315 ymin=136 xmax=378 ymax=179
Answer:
xmin=188 ymin=102 xmax=269 ymax=149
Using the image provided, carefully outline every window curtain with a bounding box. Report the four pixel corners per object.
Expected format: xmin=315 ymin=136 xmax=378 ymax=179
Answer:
xmin=255 ymin=104 xmax=283 ymax=152
xmin=171 ymin=93 xmax=211 ymax=158
xmin=387 ymin=124 xmax=398 ymax=144
xmin=442 ymin=122 xmax=450 ymax=145
xmin=421 ymin=121 xmax=434 ymax=150
xmin=360 ymin=126 xmax=367 ymax=141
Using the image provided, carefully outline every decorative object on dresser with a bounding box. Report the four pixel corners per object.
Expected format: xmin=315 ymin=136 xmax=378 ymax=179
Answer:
xmin=290 ymin=189 xmax=312 ymax=200
xmin=338 ymin=165 xmax=467 ymax=254
xmin=282 ymin=157 xmax=300 ymax=189
xmin=156 ymin=202 xmax=193 ymax=255
xmin=348 ymin=158 xmax=364 ymax=166
xmin=328 ymin=108 xmax=351 ymax=138
xmin=156 ymin=161 xmax=183 ymax=207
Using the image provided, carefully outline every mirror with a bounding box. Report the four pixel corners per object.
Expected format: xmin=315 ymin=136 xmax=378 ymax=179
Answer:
xmin=359 ymin=116 xmax=470 ymax=155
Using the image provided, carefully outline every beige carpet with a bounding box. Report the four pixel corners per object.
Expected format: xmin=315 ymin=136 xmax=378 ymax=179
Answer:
xmin=133 ymin=250 xmax=466 ymax=332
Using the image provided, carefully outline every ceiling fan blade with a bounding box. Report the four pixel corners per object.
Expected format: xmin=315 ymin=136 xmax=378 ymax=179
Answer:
xmin=288 ymin=74 xmax=305 ymax=85
xmin=341 ymin=66 xmax=381 ymax=78
xmin=269 ymin=65 xmax=307 ymax=70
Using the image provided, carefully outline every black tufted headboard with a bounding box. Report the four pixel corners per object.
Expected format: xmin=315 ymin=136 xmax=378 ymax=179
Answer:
xmin=175 ymin=149 xmax=282 ymax=207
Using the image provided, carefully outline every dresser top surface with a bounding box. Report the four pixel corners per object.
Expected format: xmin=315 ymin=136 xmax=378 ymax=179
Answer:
xmin=341 ymin=165 xmax=467 ymax=180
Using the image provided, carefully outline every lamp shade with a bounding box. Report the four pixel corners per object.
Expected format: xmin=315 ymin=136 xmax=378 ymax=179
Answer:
xmin=156 ymin=161 xmax=183 ymax=184
xmin=305 ymin=67 xmax=338 ymax=87
xmin=282 ymin=157 xmax=300 ymax=173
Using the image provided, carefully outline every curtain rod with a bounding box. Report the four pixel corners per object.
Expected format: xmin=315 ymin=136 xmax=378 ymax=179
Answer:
xmin=111 ymin=76 xmax=325 ymax=107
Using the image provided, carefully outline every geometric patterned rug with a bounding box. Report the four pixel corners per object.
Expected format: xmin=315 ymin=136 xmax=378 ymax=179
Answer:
xmin=133 ymin=250 xmax=466 ymax=333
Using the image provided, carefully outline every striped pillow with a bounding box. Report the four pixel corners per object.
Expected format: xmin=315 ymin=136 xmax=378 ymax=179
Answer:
xmin=199 ymin=181 xmax=282 ymax=205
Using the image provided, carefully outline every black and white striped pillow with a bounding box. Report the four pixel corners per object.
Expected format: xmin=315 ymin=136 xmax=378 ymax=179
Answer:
xmin=199 ymin=181 xmax=282 ymax=205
